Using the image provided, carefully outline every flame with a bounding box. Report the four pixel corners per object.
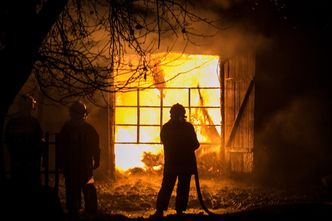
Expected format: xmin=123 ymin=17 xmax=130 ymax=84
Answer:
xmin=114 ymin=53 xmax=221 ymax=172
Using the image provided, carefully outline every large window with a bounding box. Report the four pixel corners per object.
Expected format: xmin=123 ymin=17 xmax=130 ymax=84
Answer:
xmin=113 ymin=54 xmax=221 ymax=170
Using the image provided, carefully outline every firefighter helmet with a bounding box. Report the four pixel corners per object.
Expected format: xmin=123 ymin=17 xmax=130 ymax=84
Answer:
xmin=19 ymin=93 xmax=37 ymax=110
xmin=170 ymin=103 xmax=186 ymax=118
xmin=69 ymin=100 xmax=88 ymax=116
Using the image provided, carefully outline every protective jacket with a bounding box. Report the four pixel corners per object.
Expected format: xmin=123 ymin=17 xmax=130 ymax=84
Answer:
xmin=161 ymin=119 xmax=200 ymax=174
xmin=58 ymin=119 xmax=100 ymax=183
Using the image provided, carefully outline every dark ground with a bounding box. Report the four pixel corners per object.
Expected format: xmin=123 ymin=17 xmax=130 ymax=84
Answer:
xmin=2 ymin=174 xmax=332 ymax=221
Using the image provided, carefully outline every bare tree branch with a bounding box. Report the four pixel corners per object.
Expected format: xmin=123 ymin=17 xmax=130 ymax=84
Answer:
xmin=33 ymin=0 xmax=219 ymax=106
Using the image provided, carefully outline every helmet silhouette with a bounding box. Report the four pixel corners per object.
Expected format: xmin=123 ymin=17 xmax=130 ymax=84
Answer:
xmin=18 ymin=93 xmax=37 ymax=111
xmin=170 ymin=103 xmax=186 ymax=117
xmin=21 ymin=94 xmax=36 ymax=104
xmin=69 ymin=100 xmax=88 ymax=115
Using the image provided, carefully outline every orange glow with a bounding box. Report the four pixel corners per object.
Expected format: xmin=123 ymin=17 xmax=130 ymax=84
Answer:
xmin=114 ymin=53 xmax=221 ymax=172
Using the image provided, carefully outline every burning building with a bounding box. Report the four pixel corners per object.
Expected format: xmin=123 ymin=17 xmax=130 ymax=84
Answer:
xmin=5 ymin=51 xmax=255 ymax=181
xmin=107 ymin=52 xmax=255 ymax=178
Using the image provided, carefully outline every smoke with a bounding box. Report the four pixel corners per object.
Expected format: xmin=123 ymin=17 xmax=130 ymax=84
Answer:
xmin=251 ymin=1 xmax=332 ymax=186
xmin=153 ymin=23 xmax=270 ymax=60
xmin=209 ymin=0 xmax=244 ymax=9
xmin=255 ymin=92 xmax=332 ymax=185
xmin=148 ymin=0 xmax=273 ymax=60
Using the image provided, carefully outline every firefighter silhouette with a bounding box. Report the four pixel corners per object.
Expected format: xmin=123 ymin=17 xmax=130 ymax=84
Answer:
xmin=58 ymin=100 xmax=100 ymax=219
xmin=4 ymin=94 xmax=43 ymax=188
xmin=152 ymin=103 xmax=200 ymax=217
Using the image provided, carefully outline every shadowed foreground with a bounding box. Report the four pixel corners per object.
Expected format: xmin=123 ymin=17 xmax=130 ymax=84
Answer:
xmin=70 ymin=202 xmax=332 ymax=221
xmin=2 ymin=176 xmax=332 ymax=221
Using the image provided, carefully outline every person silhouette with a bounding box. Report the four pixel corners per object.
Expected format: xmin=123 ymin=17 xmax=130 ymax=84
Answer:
xmin=58 ymin=100 xmax=100 ymax=220
xmin=152 ymin=103 xmax=200 ymax=217
xmin=3 ymin=94 xmax=65 ymax=221
xmin=4 ymin=93 xmax=43 ymax=189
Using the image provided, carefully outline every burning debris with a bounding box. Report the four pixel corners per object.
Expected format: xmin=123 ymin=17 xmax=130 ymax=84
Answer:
xmin=196 ymin=150 xmax=224 ymax=178
xmin=119 ymin=149 xmax=224 ymax=178
xmin=141 ymin=152 xmax=163 ymax=173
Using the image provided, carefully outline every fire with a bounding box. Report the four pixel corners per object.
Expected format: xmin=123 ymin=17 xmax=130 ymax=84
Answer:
xmin=114 ymin=53 xmax=221 ymax=173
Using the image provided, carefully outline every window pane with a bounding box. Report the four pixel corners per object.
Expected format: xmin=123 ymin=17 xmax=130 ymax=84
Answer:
xmin=139 ymin=126 xmax=161 ymax=143
xmin=140 ymin=108 xmax=160 ymax=125
xmin=162 ymin=108 xmax=171 ymax=124
xmin=116 ymin=91 xmax=137 ymax=106
xmin=163 ymin=89 xmax=188 ymax=106
xmin=115 ymin=126 xmax=137 ymax=142
xmin=190 ymin=107 xmax=221 ymax=126
xmin=140 ymin=89 xmax=161 ymax=106
xmin=190 ymin=88 xmax=220 ymax=107
xmin=115 ymin=107 xmax=137 ymax=124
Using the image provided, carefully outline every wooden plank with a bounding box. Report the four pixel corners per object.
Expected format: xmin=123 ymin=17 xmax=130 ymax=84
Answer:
xmin=225 ymin=79 xmax=254 ymax=147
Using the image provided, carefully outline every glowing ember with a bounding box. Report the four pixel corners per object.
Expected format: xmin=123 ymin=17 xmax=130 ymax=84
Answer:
xmin=114 ymin=53 xmax=221 ymax=173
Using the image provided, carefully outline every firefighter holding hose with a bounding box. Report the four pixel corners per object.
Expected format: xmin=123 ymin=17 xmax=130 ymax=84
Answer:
xmin=151 ymin=103 xmax=200 ymax=218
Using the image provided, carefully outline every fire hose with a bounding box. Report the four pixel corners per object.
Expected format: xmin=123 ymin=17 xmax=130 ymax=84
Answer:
xmin=194 ymin=164 xmax=217 ymax=216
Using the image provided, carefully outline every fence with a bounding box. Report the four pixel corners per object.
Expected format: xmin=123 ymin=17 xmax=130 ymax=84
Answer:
xmin=2 ymin=132 xmax=61 ymax=193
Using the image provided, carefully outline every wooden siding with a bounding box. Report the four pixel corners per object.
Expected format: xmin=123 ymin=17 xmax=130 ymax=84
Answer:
xmin=223 ymin=54 xmax=255 ymax=174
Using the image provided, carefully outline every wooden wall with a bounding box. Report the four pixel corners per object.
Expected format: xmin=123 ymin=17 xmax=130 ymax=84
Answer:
xmin=223 ymin=54 xmax=255 ymax=174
